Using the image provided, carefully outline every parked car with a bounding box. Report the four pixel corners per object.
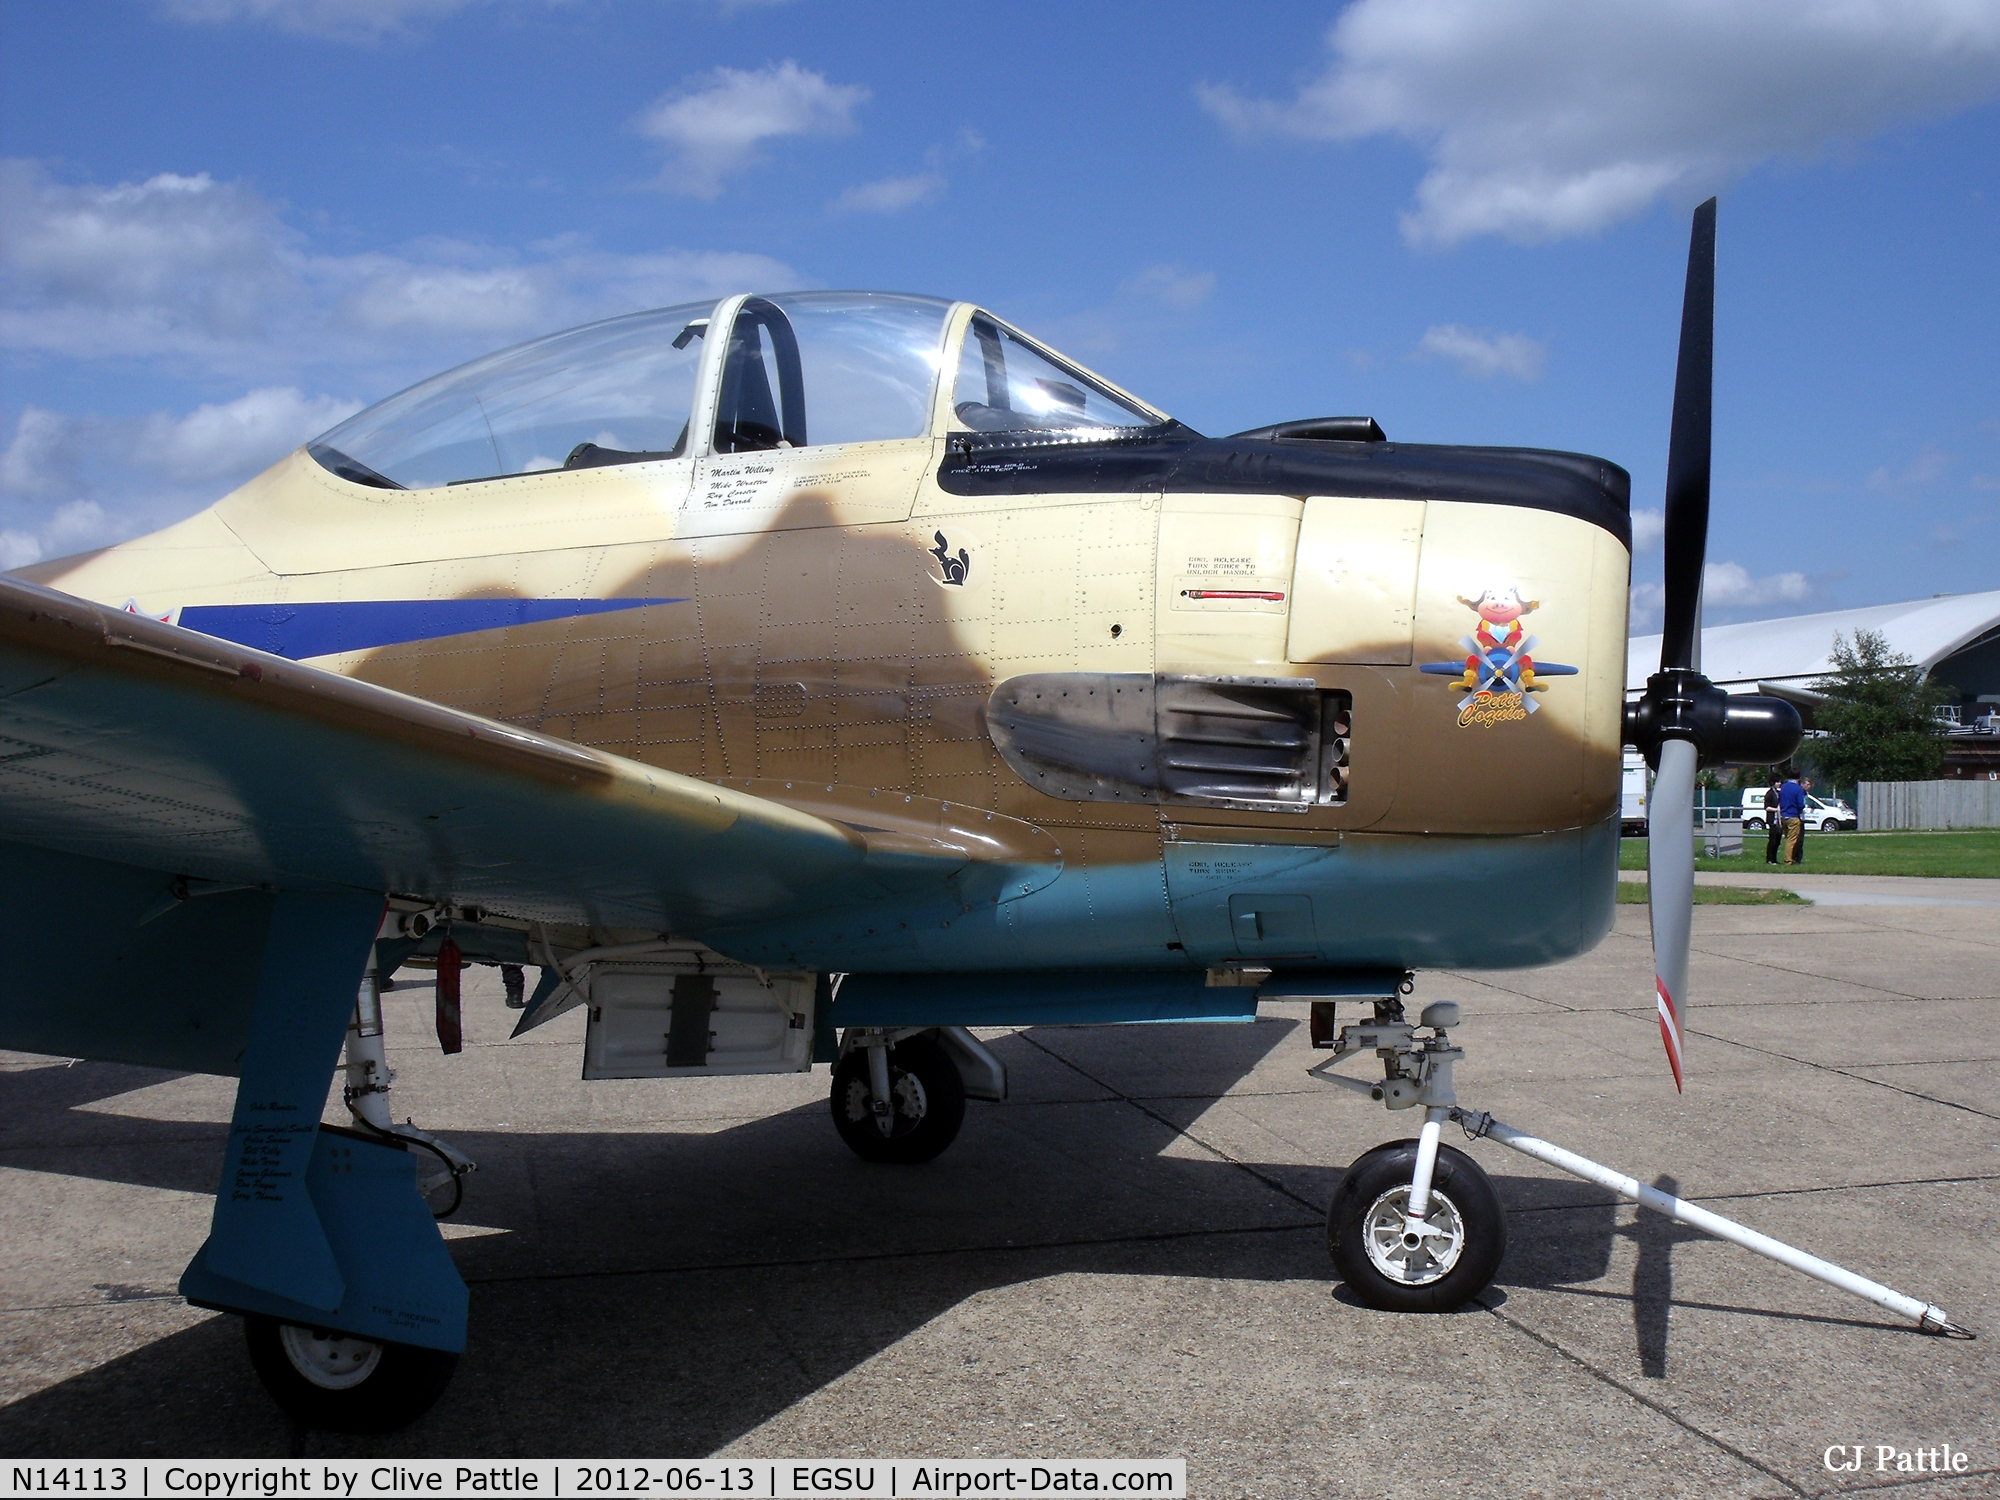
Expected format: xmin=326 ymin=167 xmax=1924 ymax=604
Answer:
xmin=1741 ymin=787 xmax=1857 ymax=832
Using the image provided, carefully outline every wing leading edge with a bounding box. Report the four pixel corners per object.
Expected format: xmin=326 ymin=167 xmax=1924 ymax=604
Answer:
xmin=0 ymin=575 xmax=1046 ymax=938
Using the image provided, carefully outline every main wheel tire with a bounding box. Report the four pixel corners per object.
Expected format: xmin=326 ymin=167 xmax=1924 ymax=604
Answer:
xmin=244 ymin=1316 xmax=457 ymax=1433
xmin=830 ymin=1035 xmax=966 ymax=1164
xmin=1328 ymin=1139 xmax=1505 ymax=1313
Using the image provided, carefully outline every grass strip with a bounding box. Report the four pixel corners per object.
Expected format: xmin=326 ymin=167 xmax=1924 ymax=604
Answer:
xmin=1617 ymin=827 xmax=2000 ymax=878
xmin=1616 ymin=881 xmax=1808 ymax=906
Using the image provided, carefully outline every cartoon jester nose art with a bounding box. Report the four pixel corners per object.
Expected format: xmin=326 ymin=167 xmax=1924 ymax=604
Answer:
xmin=1419 ymin=585 xmax=1578 ymax=725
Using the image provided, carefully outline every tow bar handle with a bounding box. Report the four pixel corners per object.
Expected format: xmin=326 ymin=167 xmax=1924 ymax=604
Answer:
xmin=1454 ymin=1108 xmax=1973 ymax=1339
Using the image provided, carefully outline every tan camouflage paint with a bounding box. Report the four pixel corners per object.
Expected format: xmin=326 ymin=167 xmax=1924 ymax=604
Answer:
xmin=22 ymin=300 xmax=1628 ymax=888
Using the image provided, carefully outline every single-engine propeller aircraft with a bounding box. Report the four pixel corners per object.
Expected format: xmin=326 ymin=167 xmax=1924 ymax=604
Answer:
xmin=0 ymin=202 xmax=1969 ymax=1433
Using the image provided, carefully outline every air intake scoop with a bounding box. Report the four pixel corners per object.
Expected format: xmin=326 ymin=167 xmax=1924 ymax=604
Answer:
xmin=987 ymin=672 xmax=1351 ymax=811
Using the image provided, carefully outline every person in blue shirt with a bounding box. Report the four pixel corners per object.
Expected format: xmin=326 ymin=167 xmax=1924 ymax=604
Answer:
xmin=1779 ymin=773 xmax=1807 ymax=865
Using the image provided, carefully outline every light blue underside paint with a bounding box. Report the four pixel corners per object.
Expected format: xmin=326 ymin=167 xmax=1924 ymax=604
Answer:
xmin=176 ymin=597 xmax=682 ymax=660
xmin=718 ymin=815 xmax=1621 ymax=980
xmin=181 ymin=1129 xmax=469 ymax=1352
xmin=176 ymin=890 xmax=468 ymax=1353
xmin=194 ymin=893 xmax=377 ymax=1311
xmin=0 ymin=842 xmax=273 ymax=1073
xmin=831 ymin=970 xmax=1257 ymax=1027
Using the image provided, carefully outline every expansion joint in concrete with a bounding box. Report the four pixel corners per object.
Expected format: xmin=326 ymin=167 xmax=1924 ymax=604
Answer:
xmin=1013 ymin=1031 xmax=1328 ymax=1221
xmin=1474 ymin=1292 xmax=1811 ymax=1498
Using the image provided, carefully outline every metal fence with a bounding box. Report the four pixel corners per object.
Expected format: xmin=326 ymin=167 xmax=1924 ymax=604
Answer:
xmin=1857 ymin=780 xmax=2000 ymax=831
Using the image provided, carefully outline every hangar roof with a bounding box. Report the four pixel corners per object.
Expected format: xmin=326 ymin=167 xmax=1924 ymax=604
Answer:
xmin=1626 ymin=589 xmax=2000 ymax=695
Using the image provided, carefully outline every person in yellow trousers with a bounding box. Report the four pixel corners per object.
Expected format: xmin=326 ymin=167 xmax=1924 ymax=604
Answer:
xmin=1778 ymin=770 xmax=1808 ymax=866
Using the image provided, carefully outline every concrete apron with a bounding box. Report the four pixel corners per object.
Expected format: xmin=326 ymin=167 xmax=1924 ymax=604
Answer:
xmin=1 ymin=901 xmax=1996 ymax=1497
xmin=1624 ymin=870 xmax=2000 ymax=906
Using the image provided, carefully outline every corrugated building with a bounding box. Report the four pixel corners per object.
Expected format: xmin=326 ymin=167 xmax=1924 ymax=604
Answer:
xmin=1626 ymin=590 xmax=2000 ymax=779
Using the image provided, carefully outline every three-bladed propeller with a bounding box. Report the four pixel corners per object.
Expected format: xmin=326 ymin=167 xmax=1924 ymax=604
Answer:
xmin=1624 ymin=200 xmax=1803 ymax=1091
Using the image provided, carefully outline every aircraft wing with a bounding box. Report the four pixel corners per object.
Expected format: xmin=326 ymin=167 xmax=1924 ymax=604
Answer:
xmin=0 ymin=574 xmax=1013 ymax=936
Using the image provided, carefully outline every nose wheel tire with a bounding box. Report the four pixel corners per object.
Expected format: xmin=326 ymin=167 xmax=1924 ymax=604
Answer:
xmin=244 ymin=1315 xmax=458 ymax=1433
xmin=830 ymin=1035 xmax=966 ymax=1164
xmin=1328 ymin=1139 xmax=1505 ymax=1313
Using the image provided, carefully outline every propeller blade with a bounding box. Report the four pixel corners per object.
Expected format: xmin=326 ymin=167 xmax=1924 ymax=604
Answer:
xmin=1646 ymin=199 xmax=1717 ymax=1093
xmin=1659 ymin=197 xmax=1716 ymax=675
xmin=1647 ymin=738 xmax=1697 ymax=1091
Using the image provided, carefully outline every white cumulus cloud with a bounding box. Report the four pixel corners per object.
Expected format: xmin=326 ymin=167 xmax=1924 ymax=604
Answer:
xmin=0 ymin=161 xmax=299 ymax=359
xmin=138 ymin=388 xmax=363 ymax=480
xmin=161 ymin=0 xmax=526 ymax=43
xmin=3 ymin=388 xmax=360 ymax=506
xmin=1123 ymin=265 xmax=1217 ymax=311
xmin=1865 ymin=442 xmax=1952 ymax=498
xmin=831 ymin=172 xmax=946 ymax=215
xmin=1630 ymin=506 xmax=1665 ymax=553
xmin=0 ymin=160 xmax=798 ymax=377
xmin=0 ymin=500 xmax=125 ymax=570
xmin=334 ymin=257 xmax=552 ymax=336
xmin=1629 ymin=559 xmax=1814 ymax=627
xmin=1700 ymin=560 xmax=1812 ymax=610
xmin=1 ymin=391 xmax=359 ymax=569
xmin=1416 ymin=323 xmax=1547 ymax=380
xmin=1200 ymin=0 xmax=2000 ymax=244
xmin=636 ymin=62 xmax=869 ymax=198
xmin=829 ymin=129 xmax=983 ymax=217
xmin=1 ymin=161 xmax=801 ymax=563
xmin=0 ymin=408 xmax=86 ymax=498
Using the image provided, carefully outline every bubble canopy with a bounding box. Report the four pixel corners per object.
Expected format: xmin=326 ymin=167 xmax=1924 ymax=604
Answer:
xmin=312 ymin=299 xmax=717 ymax=490
xmin=309 ymin=292 xmax=1167 ymax=490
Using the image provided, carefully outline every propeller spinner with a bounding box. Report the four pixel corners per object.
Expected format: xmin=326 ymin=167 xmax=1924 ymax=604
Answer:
xmin=1623 ymin=200 xmax=1803 ymax=1091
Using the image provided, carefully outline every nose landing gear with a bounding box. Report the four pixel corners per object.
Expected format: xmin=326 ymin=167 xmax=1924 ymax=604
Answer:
xmin=1314 ymin=992 xmax=1506 ymax=1312
xmin=1311 ymin=986 xmax=1972 ymax=1335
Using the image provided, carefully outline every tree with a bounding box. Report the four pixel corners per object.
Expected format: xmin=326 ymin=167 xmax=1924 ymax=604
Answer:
xmin=1809 ymin=628 xmax=1952 ymax=785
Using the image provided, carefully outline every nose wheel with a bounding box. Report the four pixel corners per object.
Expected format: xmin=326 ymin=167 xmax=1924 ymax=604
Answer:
xmin=1328 ymin=1138 xmax=1505 ymax=1312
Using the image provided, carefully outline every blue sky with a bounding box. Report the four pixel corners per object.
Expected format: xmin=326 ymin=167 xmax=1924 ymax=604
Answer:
xmin=2 ymin=0 xmax=1996 ymax=627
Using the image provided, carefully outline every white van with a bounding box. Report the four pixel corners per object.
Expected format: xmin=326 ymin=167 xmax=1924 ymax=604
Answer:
xmin=1741 ymin=787 xmax=1857 ymax=832
xmin=1621 ymin=754 xmax=1648 ymax=835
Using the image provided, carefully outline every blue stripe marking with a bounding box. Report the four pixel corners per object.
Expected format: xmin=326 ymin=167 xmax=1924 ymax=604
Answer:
xmin=176 ymin=598 xmax=684 ymax=660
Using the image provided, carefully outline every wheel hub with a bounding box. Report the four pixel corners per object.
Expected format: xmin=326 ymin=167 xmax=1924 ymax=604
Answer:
xmin=1361 ymin=1185 xmax=1467 ymax=1285
xmin=890 ymin=1071 xmax=928 ymax=1122
xmin=842 ymin=1067 xmax=928 ymax=1137
xmin=279 ymin=1324 xmax=383 ymax=1390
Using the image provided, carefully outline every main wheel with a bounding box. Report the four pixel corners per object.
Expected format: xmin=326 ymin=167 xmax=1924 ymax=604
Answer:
xmin=1328 ymin=1139 xmax=1505 ymax=1313
xmin=830 ymin=1034 xmax=966 ymax=1164
xmin=244 ymin=1316 xmax=457 ymax=1433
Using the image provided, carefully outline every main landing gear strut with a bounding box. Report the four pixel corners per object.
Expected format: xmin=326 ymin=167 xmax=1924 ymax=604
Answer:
xmin=1314 ymin=991 xmax=1974 ymax=1338
xmin=240 ymin=947 xmax=474 ymax=1433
